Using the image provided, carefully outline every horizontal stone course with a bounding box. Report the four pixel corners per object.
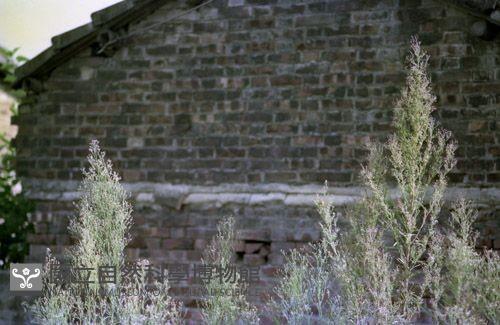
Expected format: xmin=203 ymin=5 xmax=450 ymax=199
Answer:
xmin=23 ymin=178 xmax=500 ymax=260
xmin=22 ymin=178 xmax=500 ymax=207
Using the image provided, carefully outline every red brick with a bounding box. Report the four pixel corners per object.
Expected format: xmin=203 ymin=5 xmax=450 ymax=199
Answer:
xmin=271 ymin=242 xmax=295 ymax=253
xmin=261 ymin=265 xmax=279 ymax=277
xmin=162 ymin=239 xmax=193 ymax=250
xmin=239 ymin=229 xmax=270 ymax=241
xmin=194 ymin=239 xmax=208 ymax=250
xmin=233 ymin=240 xmax=245 ymax=252
xmin=244 ymin=254 xmax=265 ymax=266
xmin=245 ymin=243 xmax=263 ymax=254
xmin=259 ymin=245 xmax=270 ymax=257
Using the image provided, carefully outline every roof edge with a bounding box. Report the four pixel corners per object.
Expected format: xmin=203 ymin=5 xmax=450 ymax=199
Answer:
xmin=15 ymin=0 xmax=171 ymax=86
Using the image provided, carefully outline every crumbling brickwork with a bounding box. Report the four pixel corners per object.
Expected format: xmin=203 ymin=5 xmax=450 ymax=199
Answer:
xmin=13 ymin=0 xmax=500 ymax=317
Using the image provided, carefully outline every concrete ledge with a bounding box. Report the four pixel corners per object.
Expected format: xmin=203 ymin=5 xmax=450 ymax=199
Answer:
xmin=21 ymin=178 xmax=500 ymax=209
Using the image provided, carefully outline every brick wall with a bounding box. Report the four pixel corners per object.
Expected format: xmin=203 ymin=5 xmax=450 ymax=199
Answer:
xmin=15 ymin=0 xmax=500 ymax=186
xmin=13 ymin=0 xmax=500 ymax=317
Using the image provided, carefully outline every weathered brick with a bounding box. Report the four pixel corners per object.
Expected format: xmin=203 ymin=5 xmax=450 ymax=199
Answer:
xmin=245 ymin=242 xmax=263 ymax=254
xmin=244 ymin=254 xmax=266 ymax=266
xmin=9 ymin=2 xmax=500 ymax=320
xmin=96 ymin=70 xmax=126 ymax=81
xmin=146 ymin=45 xmax=176 ymax=56
xmin=162 ymin=239 xmax=193 ymax=250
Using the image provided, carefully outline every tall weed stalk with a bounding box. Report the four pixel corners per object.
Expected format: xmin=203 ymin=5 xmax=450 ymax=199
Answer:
xmin=271 ymin=37 xmax=499 ymax=324
xmin=201 ymin=217 xmax=258 ymax=324
xmin=28 ymin=140 xmax=180 ymax=324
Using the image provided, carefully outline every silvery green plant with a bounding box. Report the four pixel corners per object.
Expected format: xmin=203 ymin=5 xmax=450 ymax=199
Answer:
xmin=28 ymin=140 xmax=180 ymax=324
xmin=29 ymin=251 xmax=74 ymax=324
xmin=270 ymin=191 xmax=345 ymax=324
xmin=333 ymin=37 xmax=458 ymax=322
xmin=270 ymin=38 xmax=499 ymax=324
xmin=68 ymin=139 xmax=133 ymax=293
xmin=201 ymin=217 xmax=258 ymax=324
xmin=370 ymin=37 xmax=456 ymax=321
xmin=428 ymin=200 xmax=499 ymax=324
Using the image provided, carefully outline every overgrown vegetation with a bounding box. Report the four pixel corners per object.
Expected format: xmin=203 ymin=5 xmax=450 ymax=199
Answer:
xmin=28 ymin=140 xmax=180 ymax=324
xmin=0 ymin=47 xmax=27 ymax=100
xmin=270 ymin=38 xmax=499 ymax=324
xmin=0 ymin=47 xmax=33 ymax=269
xmin=20 ymin=38 xmax=499 ymax=324
xmin=201 ymin=216 xmax=258 ymax=324
xmin=0 ymin=135 xmax=34 ymax=268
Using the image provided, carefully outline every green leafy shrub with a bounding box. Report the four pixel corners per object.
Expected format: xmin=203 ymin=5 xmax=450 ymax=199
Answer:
xmin=270 ymin=38 xmax=499 ymax=324
xmin=0 ymin=131 xmax=34 ymax=269
xmin=0 ymin=46 xmax=28 ymax=99
xmin=0 ymin=47 xmax=33 ymax=269
xmin=28 ymin=140 xmax=181 ymax=324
